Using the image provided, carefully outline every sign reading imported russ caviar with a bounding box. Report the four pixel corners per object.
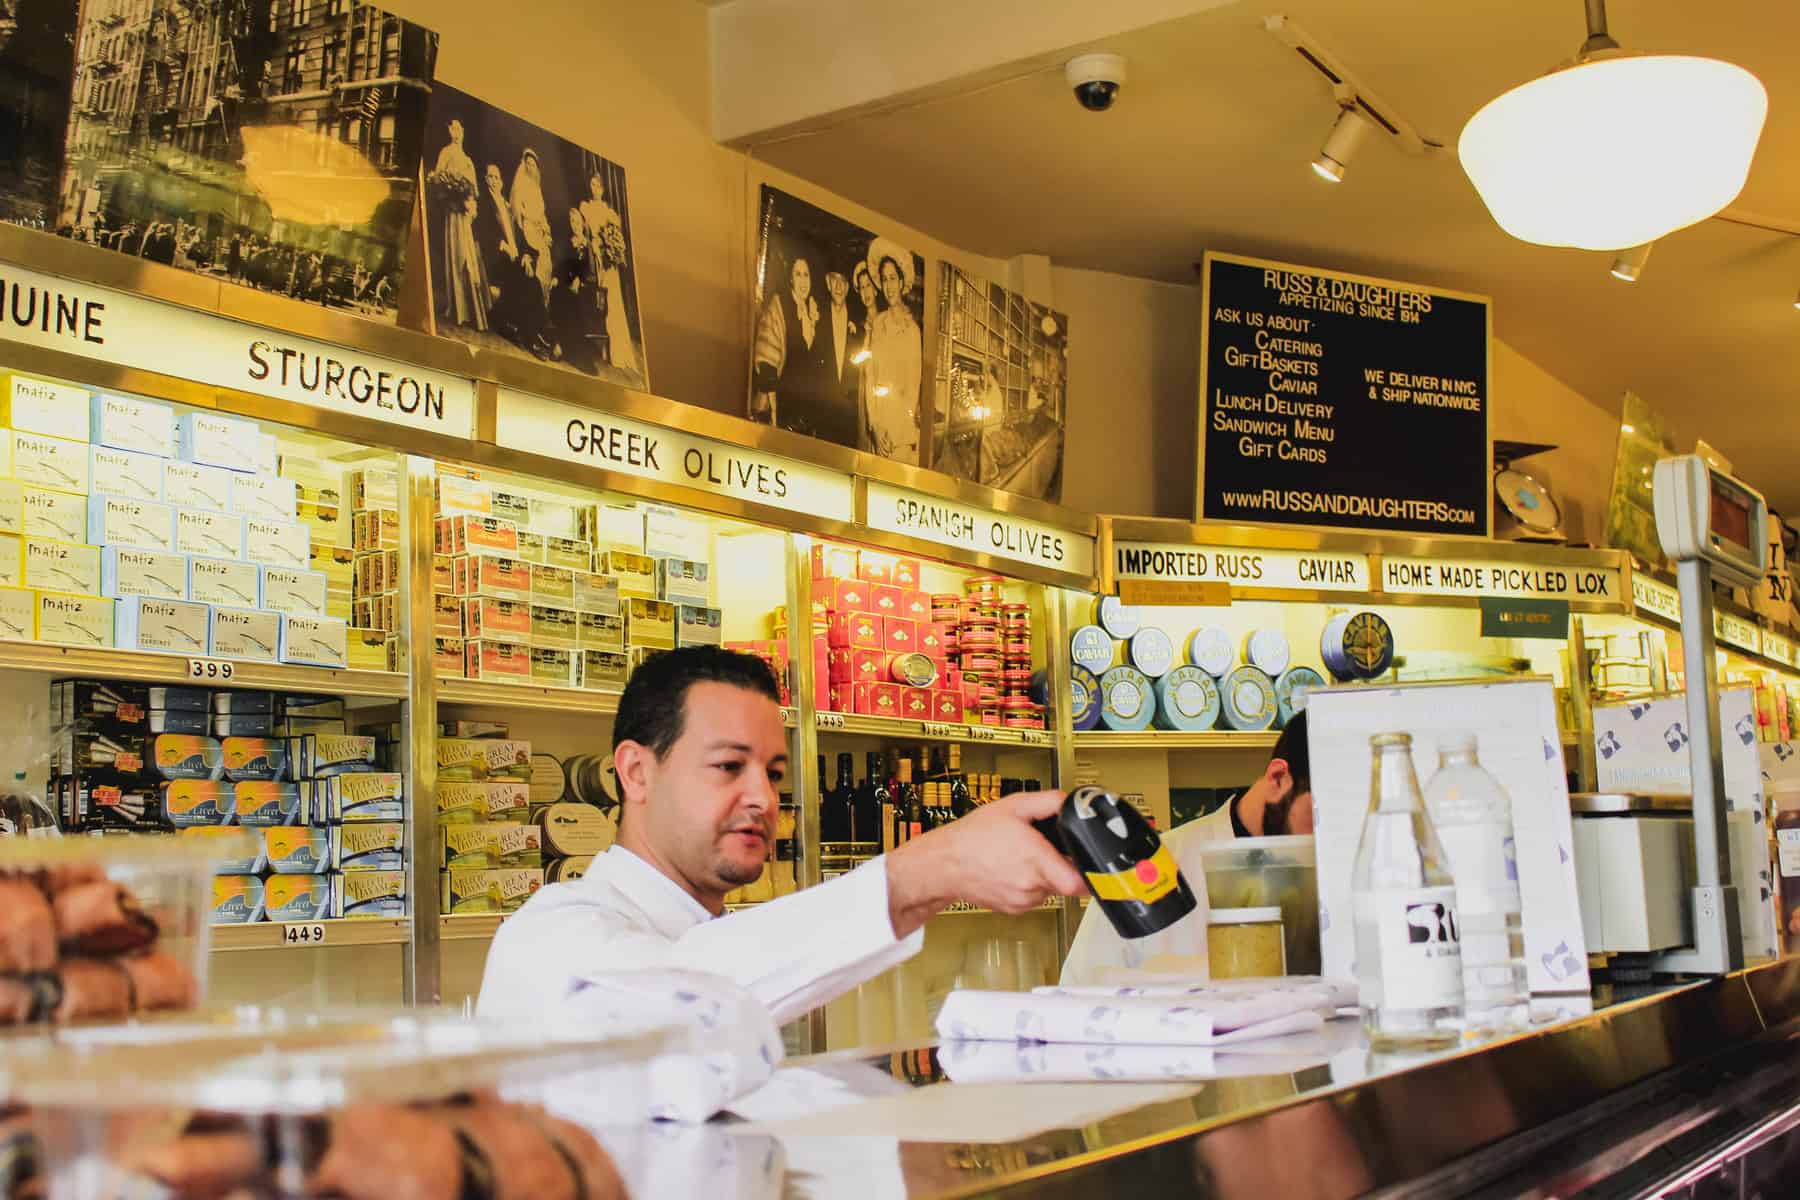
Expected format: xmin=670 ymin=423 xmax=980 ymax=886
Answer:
xmin=494 ymin=387 xmax=854 ymax=521
xmin=1114 ymin=541 xmax=1368 ymax=591
xmin=864 ymin=481 xmax=1095 ymax=577
xmin=0 ymin=260 xmax=475 ymax=436
xmin=1198 ymin=252 xmax=1490 ymax=537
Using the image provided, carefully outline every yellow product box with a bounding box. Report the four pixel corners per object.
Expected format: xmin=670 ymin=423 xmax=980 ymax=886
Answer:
xmin=353 ymin=594 xmax=398 ymax=633
xmin=530 ymin=604 xmax=578 ymax=649
xmin=434 ymin=514 xmax=518 ymax=558
xmin=463 ymin=596 xmax=530 ymax=641
xmin=513 ymin=530 xmax=546 ymax=565
xmin=628 ymin=646 xmax=665 ymax=673
xmin=490 ymin=489 xmax=530 ymax=527
xmin=432 ymin=554 xmax=453 ymax=594
xmin=0 ymin=533 xmax=19 ymax=588
xmin=436 ymin=738 xmax=532 ymax=783
xmin=453 ymin=554 xmax=531 ymax=602
xmin=334 ymin=821 xmax=405 ymax=871
xmin=0 ymin=585 xmax=33 ymax=640
xmin=441 ymin=867 xmax=541 ymax=915
xmin=496 ymin=821 xmax=544 ymax=868
xmin=21 ymin=487 xmax=84 ymax=541
xmin=37 ymin=591 xmax=111 ymax=648
xmin=311 ymin=543 xmax=355 ymax=588
xmin=529 ymin=562 xmax=573 ymax=604
xmin=23 ymin=539 xmax=97 ymax=596
xmin=571 ymin=571 xmax=620 ymax=616
xmin=347 ymin=628 xmax=393 ymax=672
xmin=2 ymin=374 xmax=90 ymax=441
xmin=577 ymin=649 xmax=630 ymax=690
xmin=12 ymin=432 xmax=89 ymax=493
xmin=582 ymin=502 xmax=645 ymax=553
xmin=349 ymin=465 xmax=398 ymax=510
xmin=625 ymin=597 xmax=675 ymax=649
xmin=464 ymin=637 xmax=531 ymax=681
xmin=435 ymin=472 xmax=491 ymax=518
xmin=542 ymin=535 xmax=591 ymax=572
xmin=352 ymin=549 xmax=397 ymax=596
xmin=431 ymin=592 xmax=461 ymax=635
xmin=334 ymin=869 xmax=406 ymax=918
xmin=352 ymin=508 xmax=398 ymax=551
xmin=434 ymin=634 xmax=465 ymax=677
xmin=275 ymin=453 xmax=342 ymax=507
xmin=598 ymin=550 xmax=656 ymax=599
xmin=162 ymin=461 xmax=232 ymax=510
xmin=576 ymin=610 xmax=624 ymax=651
xmin=0 ymin=430 xmax=12 ymax=478
xmin=529 ymin=646 xmax=576 ymax=687
xmin=437 ymin=780 xmax=489 ymax=822
xmin=293 ymin=501 xmax=341 ymax=545
xmin=0 ymin=480 xmax=19 ymax=536
xmin=442 ymin=822 xmax=500 ymax=868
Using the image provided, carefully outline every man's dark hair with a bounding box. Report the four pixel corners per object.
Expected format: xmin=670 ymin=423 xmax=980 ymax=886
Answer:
xmin=612 ymin=646 xmax=780 ymax=759
xmin=1270 ymin=710 xmax=1311 ymax=795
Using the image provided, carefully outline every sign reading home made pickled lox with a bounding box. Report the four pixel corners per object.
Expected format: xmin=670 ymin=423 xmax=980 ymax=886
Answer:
xmin=0 ymin=259 xmax=474 ymax=435
xmin=1380 ymin=555 xmax=1622 ymax=602
xmin=1113 ymin=540 xmax=1368 ymax=591
xmin=494 ymin=387 xmax=854 ymax=520
xmin=864 ymin=480 xmax=1095 ymax=577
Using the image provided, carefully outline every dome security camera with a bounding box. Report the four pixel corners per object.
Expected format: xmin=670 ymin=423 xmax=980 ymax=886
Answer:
xmin=1065 ymin=53 xmax=1126 ymax=112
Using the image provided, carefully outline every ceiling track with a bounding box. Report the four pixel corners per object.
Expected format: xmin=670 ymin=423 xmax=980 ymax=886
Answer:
xmin=1264 ymin=14 xmax=1443 ymax=155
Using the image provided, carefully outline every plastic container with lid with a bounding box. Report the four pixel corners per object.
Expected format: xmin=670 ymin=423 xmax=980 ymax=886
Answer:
xmin=0 ymin=831 xmax=253 ymax=1028
xmin=1275 ymin=665 xmax=1326 ymax=726
xmin=1098 ymin=665 xmax=1156 ymax=732
xmin=1220 ymin=665 xmax=1278 ymax=731
xmin=1207 ymin=907 xmax=1287 ymax=979
xmin=1187 ymin=626 xmax=1235 ymax=678
xmin=1094 ymin=595 xmax=1141 ymax=640
xmin=1128 ymin=627 xmax=1176 ymax=678
xmin=1071 ymin=625 xmax=1118 ymax=675
xmin=1197 ymin=835 xmax=1320 ymax=976
xmin=1154 ymin=666 xmax=1221 ymax=731
xmin=1245 ymin=629 xmax=1291 ymax=677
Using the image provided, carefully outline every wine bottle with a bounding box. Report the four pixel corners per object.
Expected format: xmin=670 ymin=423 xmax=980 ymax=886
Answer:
xmin=856 ymin=751 xmax=882 ymax=848
xmin=949 ymin=745 xmax=973 ymax=818
xmin=895 ymin=758 xmax=922 ymax=843
xmin=875 ymin=754 xmax=896 ymax=852
xmin=815 ymin=755 xmax=835 ymax=842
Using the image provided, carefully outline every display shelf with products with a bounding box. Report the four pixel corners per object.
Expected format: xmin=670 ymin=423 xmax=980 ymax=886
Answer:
xmin=1073 ymin=729 xmax=1282 ymax=751
xmin=212 ymin=917 xmax=411 ymax=952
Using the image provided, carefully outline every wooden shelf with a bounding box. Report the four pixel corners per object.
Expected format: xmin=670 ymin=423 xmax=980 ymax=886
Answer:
xmin=0 ymin=640 xmax=407 ymax=698
xmin=440 ymin=914 xmax=506 ymax=941
xmin=1073 ymin=730 xmax=1281 ymax=751
xmin=210 ymin=917 xmax=410 ymax=952
xmin=816 ymin=711 xmax=1054 ymax=749
xmin=439 ymin=677 xmax=621 ymax=714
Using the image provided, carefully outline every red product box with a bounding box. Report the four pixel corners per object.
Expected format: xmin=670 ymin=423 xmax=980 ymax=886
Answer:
xmin=900 ymin=589 xmax=931 ymax=622
xmin=930 ymin=688 xmax=964 ymax=723
xmin=833 ymin=578 xmax=871 ymax=614
xmin=810 ymin=578 xmax=835 ymax=607
xmin=830 ymin=610 xmax=881 ymax=650
xmin=813 ymin=544 xmax=860 ymax=580
xmin=900 ymin=686 xmax=932 ymax=720
xmin=917 ymin=622 xmax=949 ymax=657
xmin=927 ymin=657 xmax=950 ymax=685
xmin=848 ymin=682 xmax=870 ymax=713
xmin=869 ymin=584 xmax=903 ymax=619
xmin=813 ymin=637 xmax=830 ymax=708
xmin=855 ymin=551 xmax=896 ymax=585
xmin=827 ymin=682 xmax=852 ymax=713
xmin=851 ymin=649 xmax=885 ymax=685
xmin=864 ymin=682 xmax=900 ymax=718
xmin=882 ymin=616 xmax=917 ymax=654
xmin=892 ymin=558 xmax=923 ymax=589
xmin=942 ymin=666 xmax=962 ymax=693
xmin=828 ymin=648 xmax=854 ymax=683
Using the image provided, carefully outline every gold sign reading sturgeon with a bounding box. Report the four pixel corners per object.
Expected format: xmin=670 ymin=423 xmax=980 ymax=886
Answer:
xmin=1114 ymin=541 xmax=1369 ymax=592
xmin=495 ymin=388 xmax=853 ymax=521
xmin=0 ymin=260 xmax=475 ymax=436
xmin=1380 ymin=555 xmax=1621 ymax=603
xmin=864 ymin=481 xmax=1094 ymax=577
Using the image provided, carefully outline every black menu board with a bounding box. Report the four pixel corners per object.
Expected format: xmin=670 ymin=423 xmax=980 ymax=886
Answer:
xmin=1197 ymin=252 xmax=1490 ymax=537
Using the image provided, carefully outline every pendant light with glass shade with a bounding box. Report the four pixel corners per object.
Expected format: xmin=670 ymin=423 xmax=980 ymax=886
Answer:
xmin=1457 ymin=0 xmax=1767 ymax=251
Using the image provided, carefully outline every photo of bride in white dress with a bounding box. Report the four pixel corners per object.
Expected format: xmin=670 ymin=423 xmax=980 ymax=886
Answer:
xmin=420 ymin=83 xmax=650 ymax=390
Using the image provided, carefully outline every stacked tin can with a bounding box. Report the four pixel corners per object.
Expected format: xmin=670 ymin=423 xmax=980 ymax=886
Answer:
xmin=939 ymin=575 xmax=1046 ymax=729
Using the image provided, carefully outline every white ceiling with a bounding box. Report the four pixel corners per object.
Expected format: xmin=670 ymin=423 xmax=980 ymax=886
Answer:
xmin=750 ymin=0 xmax=1800 ymax=509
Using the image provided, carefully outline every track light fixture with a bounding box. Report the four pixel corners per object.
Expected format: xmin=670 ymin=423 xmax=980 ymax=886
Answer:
xmin=1311 ymin=106 xmax=1370 ymax=183
xmin=1610 ymin=243 xmax=1653 ymax=282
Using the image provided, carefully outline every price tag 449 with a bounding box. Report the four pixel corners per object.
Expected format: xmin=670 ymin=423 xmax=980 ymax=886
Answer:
xmin=187 ymin=658 xmax=236 ymax=681
xmin=283 ymin=923 xmax=327 ymax=946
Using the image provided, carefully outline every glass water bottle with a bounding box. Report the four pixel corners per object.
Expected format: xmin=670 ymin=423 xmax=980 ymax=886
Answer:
xmin=1352 ymin=733 xmax=1465 ymax=1049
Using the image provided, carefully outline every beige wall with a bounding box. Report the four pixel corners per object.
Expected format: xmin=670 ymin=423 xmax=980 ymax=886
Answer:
xmin=384 ymin=0 xmax=1620 ymax=530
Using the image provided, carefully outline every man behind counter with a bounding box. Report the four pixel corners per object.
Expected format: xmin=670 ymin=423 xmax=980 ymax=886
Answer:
xmin=479 ymin=646 xmax=1086 ymax=1027
xmin=1059 ymin=712 xmax=1313 ymax=984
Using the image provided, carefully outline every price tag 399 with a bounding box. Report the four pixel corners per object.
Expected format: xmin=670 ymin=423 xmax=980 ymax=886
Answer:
xmin=283 ymin=923 xmax=327 ymax=946
xmin=187 ymin=658 xmax=236 ymax=681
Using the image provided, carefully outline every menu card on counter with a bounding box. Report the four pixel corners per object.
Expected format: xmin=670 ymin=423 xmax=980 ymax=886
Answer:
xmin=1198 ymin=252 xmax=1490 ymax=537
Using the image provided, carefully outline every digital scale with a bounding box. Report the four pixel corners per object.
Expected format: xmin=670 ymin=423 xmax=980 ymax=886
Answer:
xmin=1649 ymin=455 xmax=1769 ymax=974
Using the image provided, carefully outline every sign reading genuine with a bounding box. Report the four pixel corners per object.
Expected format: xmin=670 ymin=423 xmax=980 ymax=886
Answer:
xmin=495 ymin=388 xmax=853 ymax=520
xmin=1114 ymin=540 xmax=1367 ymax=591
xmin=0 ymin=260 xmax=474 ymax=435
xmin=1381 ymin=555 xmax=1621 ymax=602
xmin=865 ymin=481 xmax=1094 ymax=577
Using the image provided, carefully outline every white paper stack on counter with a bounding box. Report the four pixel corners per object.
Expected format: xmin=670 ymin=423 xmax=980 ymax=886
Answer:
xmin=934 ymin=976 xmax=1357 ymax=1048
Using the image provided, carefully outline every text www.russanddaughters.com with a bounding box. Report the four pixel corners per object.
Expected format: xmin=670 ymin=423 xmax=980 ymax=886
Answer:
xmin=1221 ymin=488 xmax=1477 ymax=527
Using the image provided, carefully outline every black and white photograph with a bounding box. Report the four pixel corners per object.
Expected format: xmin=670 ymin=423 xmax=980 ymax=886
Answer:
xmin=54 ymin=0 xmax=437 ymax=319
xmin=419 ymin=82 xmax=648 ymax=390
xmin=0 ymin=0 xmax=77 ymax=229
xmin=932 ymin=263 xmax=1068 ymax=501
xmin=749 ymin=185 xmax=926 ymax=464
